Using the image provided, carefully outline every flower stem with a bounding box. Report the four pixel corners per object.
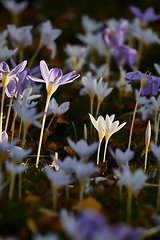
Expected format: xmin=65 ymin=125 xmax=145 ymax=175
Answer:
xmin=28 ymin=40 xmax=43 ymax=68
xmin=89 ymin=95 xmax=94 ymax=140
xmin=9 ymin=163 xmax=16 ymax=199
xmin=155 ymin=113 xmax=160 ymax=145
xmin=157 ymin=169 xmax=160 ymax=212
xmin=36 ymin=95 xmax=50 ymax=168
xmin=4 ymin=97 xmax=13 ymax=132
xmin=128 ymin=84 xmax=143 ymax=150
xmin=52 ymin=185 xmax=58 ymax=211
xmin=97 ymin=139 xmax=102 ymax=165
xmin=95 ymin=100 xmax=101 ymax=119
xmin=0 ymin=86 xmax=6 ymax=141
xmin=127 ymin=187 xmax=132 ymax=223
xmin=144 ymin=145 xmax=149 ymax=173
xmin=103 ymin=138 xmax=109 ymax=163
xmin=79 ymin=181 xmax=85 ymax=208
xmin=11 ymin=111 xmax=17 ymax=141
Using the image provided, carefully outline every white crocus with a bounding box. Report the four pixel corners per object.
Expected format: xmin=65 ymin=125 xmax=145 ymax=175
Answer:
xmin=103 ymin=114 xmax=126 ymax=163
xmin=89 ymin=114 xmax=105 ymax=164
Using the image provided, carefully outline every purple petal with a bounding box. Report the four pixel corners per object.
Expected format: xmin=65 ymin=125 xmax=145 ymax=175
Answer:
xmin=10 ymin=60 xmax=27 ymax=76
xmin=40 ymin=60 xmax=50 ymax=82
xmin=27 ymin=75 xmax=45 ymax=83
xmin=0 ymin=62 xmax=10 ymax=72
xmin=130 ymin=6 xmax=143 ymax=18
xmin=49 ymin=68 xmax=62 ymax=83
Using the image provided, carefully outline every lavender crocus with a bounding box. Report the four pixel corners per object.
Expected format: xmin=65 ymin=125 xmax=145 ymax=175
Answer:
xmin=125 ymin=71 xmax=160 ymax=96
xmin=0 ymin=60 xmax=27 ymax=87
xmin=28 ymin=60 xmax=80 ymax=168
xmin=130 ymin=6 xmax=160 ymax=23
xmin=114 ymin=45 xmax=137 ymax=69
xmin=7 ymin=25 xmax=33 ymax=48
xmin=28 ymin=60 xmax=80 ymax=98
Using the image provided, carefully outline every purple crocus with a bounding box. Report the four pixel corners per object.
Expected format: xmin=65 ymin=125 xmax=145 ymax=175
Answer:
xmin=28 ymin=60 xmax=80 ymax=97
xmin=28 ymin=60 xmax=80 ymax=168
xmin=0 ymin=60 xmax=27 ymax=88
xmin=125 ymin=71 xmax=160 ymax=96
xmin=114 ymin=45 xmax=137 ymax=69
xmin=130 ymin=6 xmax=160 ymax=23
xmin=102 ymin=27 xmax=125 ymax=49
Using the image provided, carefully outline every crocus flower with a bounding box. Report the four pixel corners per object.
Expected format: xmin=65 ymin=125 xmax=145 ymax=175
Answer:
xmin=5 ymin=160 xmax=27 ymax=174
xmin=67 ymin=138 xmax=98 ymax=160
xmin=103 ymin=114 xmax=126 ymax=163
xmin=1 ymin=0 xmax=28 ymax=14
xmin=40 ymin=20 xmax=62 ymax=59
xmin=102 ymin=27 xmax=125 ymax=49
xmin=0 ymin=46 xmax=17 ymax=62
xmin=28 ymin=60 xmax=80 ymax=98
xmin=45 ymin=166 xmax=71 ymax=209
xmin=0 ymin=60 xmax=27 ymax=87
xmin=114 ymin=166 xmax=148 ymax=223
xmin=89 ymin=114 xmax=105 ymax=164
xmin=125 ymin=71 xmax=160 ymax=96
xmin=95 ymin=77 xmax=113 ymax=117
xmin=0 ymin=30 xmax=8 ymax=48
xmin=109 ymin=148 xmax=134 ymax=167
xmin=150 ymin=142 xmax=160 ymax=164
xmin=0 ymin=131 xmax=18 ymax=155
xmin=114 ymin=167 xmax=148 ymax=194
xmin=114 ymin=45 xmax=137 ymax=69
xmin=13 ymin=100 xmax=44 ymax=129
xmin=48 ymin=98 xmax=69 ymax=116
xmin=65 ymin=44 xmax=89 ymax=71
xmin=81 ymin=14 xmax=103 ymax=33
xmin=7 ymin=25 xmax=33 ymax=48
xmin=28 ymin=60 xmax=80 ymax=168
xmin=130 ymin=6 xmax=160 ymax=23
